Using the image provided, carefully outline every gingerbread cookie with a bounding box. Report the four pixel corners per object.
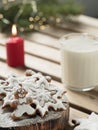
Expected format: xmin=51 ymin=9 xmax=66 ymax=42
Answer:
xmin=7 ymin=87 xmax=35 ymax=120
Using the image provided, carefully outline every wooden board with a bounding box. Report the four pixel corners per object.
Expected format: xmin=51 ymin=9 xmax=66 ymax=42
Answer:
xmin=23 ymin=32 xmax=60 ymax=49
xmin=0 ymin=37 xmax=60 ymax=64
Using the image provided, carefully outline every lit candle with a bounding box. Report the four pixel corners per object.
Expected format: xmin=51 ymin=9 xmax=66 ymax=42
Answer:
xmin=6 ymin=24 xmax=24 ymax=67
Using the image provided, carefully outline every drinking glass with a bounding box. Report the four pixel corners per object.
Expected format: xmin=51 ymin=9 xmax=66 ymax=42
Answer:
xmin=60 ymin=33 xmax=98 ymax=91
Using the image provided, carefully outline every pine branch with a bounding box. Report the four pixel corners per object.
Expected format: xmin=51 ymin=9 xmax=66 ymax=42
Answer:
xmin=0 ymin=0 xmax=83 ymax=33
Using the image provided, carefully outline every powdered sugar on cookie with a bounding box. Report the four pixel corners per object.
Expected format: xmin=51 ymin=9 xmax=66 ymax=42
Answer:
xmin=74 ymin=112 xmax=98 ymax=130
xmin=0 ymin=70 xmax=68 ymax=120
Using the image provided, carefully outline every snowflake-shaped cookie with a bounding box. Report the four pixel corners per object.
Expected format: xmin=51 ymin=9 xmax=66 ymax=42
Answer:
xmin=73 ymin=112 xmax=98 ymax=130
xmin=24 ymin=76 xmax=67 ymax=117
xmin=0 ymin=75 xmax=19 ymax=101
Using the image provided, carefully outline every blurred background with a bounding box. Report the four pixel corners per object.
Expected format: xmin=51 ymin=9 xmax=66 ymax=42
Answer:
xmin=0 ymin=0 xmax=98 ymax=33
xmin=76 ymin=0 xmax=98 ymax=17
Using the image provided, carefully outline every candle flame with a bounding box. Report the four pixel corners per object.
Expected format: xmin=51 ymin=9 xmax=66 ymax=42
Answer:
xmin=12 ymin=24 xmax=17 ymax=36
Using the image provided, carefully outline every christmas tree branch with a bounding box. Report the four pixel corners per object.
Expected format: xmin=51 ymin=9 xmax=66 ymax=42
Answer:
xmin=0 ymin=0 xmax=83 ymax=33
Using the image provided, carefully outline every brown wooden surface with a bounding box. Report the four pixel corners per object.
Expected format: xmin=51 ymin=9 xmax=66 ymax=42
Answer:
xmin=14 ymin=107 xmax=69 ymax=130
xmin=0 ymin=15 xmax=98 ymax=126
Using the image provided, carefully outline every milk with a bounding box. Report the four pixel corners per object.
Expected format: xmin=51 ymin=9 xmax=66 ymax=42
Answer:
xmin=60 ymin=34 xmax=98 ymax=91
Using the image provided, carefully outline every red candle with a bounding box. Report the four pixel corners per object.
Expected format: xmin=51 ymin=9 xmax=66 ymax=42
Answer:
xmin=6 ymin=24 xmax=24 ymax=67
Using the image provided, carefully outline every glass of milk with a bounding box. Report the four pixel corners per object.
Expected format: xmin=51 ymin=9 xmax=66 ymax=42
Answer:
xmin=60 ymin=33 xmax=98 ymax=91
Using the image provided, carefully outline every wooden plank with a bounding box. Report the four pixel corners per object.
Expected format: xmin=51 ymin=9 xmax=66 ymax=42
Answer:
xmin=0 ymin=38 xmax=60 ymax=64
xmin=56 ymin=16 xmax=98 ymax=37
xmin=38 ymin=15 xmax=98 ymax=38
xmin=0 ymin=62 xmax=24 ymax=79
xmin=39 ymin=26 xmax=72 ymax=38
xmin=70 ymin=108 xmax=88 ymax=119
xmin=0 ymin=33 xmax=7 ymax=39
xmin=67 ymin=90 xmax=98 ymax=114
xmin=68 ymin=15 xmax=98 ymax=29
xmin=0 ymin=32 xmax=60 ymax=50
xmin=60 ymin=21 xmax=98 ymax=36
xmin=0 ymin=45 xmax=61 ymax=81
xmin=23 ymin=32 xmax=60 ymax=49
xmin=25 ymin=54 xmax=60 ymax=80
xmin=25 ymin=41 xmax=60 ymax=64
xmin=38 ymin=15 xmax=98 ymax=39
xmin=69 ymin=108 xmax=88 ymax=129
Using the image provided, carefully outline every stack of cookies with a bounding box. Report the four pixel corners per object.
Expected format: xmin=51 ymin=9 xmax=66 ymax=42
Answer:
xmin=0 ymin=70 xmax=70 ymax=130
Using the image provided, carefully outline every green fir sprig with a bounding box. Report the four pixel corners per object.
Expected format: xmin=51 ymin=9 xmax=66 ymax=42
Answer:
xmin=0 ymin=0 xmax=83 ymax=33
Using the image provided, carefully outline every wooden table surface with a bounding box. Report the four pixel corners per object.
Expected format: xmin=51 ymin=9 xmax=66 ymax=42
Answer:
xmin=0 ymin=15 xmax=98 ymax=124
